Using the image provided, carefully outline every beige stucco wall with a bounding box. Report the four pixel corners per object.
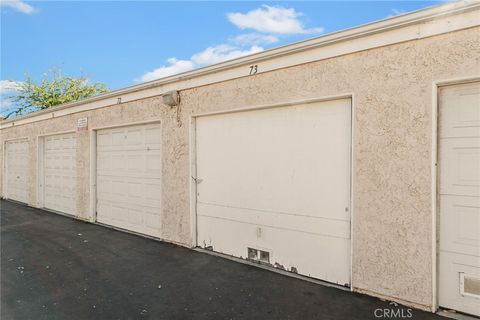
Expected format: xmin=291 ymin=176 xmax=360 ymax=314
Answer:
xmin=1 ymin=26 xmax=479 ymax=310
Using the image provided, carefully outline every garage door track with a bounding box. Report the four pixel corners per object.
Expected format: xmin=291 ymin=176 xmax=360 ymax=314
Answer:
xmin=1 ymin=200 xmax=445 ymax=320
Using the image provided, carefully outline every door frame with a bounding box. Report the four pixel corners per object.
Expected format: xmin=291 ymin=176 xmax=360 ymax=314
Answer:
xmin=432 ymin=75 xmax=480 ymax=313
xmin=2 ymin=137 xmax=29 ymax=203
xmin=89 ymin=119 xmax=162 ymax=223
xmin=189 ymin=93 xmax=354 ymax=288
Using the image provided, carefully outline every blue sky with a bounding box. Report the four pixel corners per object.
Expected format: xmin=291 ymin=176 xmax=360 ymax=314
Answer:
xmin=1 ymin=1 xmax=442 ymax=113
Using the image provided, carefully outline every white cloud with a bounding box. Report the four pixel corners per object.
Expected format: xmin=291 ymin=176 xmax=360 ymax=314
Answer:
xmin=0 ymin=0 xmax=35 ymax=14
xmin=139 ymin=58 xmax=195 ymax=82
xmin=0 ymin=80 xmax=22 ymax=95
xmin=138 ymin=45 xmax=263 ymax=82
xmin=0 ymin=80 xmax=22 ymax=117
xmin=138 ymin=4 xmax=322 ymax=82
xmin=191 ymin=44 xmax=263 ymax=66
xmin=231 ymin=33 xmax=279 ymax=46
xmin=227 ymin=5 xmax=323 ymax=35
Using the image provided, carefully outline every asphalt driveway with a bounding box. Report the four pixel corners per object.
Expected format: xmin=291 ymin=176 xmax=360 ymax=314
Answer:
xmin=1 ymin=200 xmax=445 ymax=320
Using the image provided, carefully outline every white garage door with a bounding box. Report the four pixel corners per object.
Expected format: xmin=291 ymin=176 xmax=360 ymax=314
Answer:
xmin=43 ymin=133 xmax=77 ymax=215
xmin=196 ymin=98 xmax=352 ymax=285
xmin=5 ymin=139 xmax=29 ymax=203
xmin=439 ymin=82 xmax=480 ymax=317
xmin=96 ymin=123 xmax=162 ymax=238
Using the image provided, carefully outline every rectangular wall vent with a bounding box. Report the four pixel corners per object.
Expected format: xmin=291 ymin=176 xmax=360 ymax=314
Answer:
xmin=460 ymin=273 xmax=480 ymax=298
xmin=247 ymin=247 xmax=270 ymax=264
xmin=248 ymin=247 xmax=258 ymax=260
xmin=259 ymin=250 xmax=270 ymax=263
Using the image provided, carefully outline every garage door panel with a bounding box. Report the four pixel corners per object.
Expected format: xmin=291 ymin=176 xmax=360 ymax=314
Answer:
xmin=97 ymin=131 xmax=113 ymax=147
xmin=98 ymin=153 xmax=161 ymax=179
xmin=127 ymin=154 xmax=144 ymax=172
xmin=439 ymin=82 xmax=480 ymax=316
xmin=126 ymin=208 xmax=143 ymax=225
xmin=197 ymin=202 xmax=350 ymax=239
xmin=259 ymin=228 xmax=350 ymax=285
xmin=440 ymin=196 xmax=480 ymax=256
xmin=97 ymin=202 xmax=127 ymax=222
xmin=127 ymin=181 xmax=144 ymax=200
xmin=197 ymin=215 xmax=351 ymax=285
xmin=97 ymin=201 xmax=161 ymax=236
xmin=5 ymin=139 xmax=29 ymax=203
xmin=96 ymin=123 xmax=162 ymax=238
xmin=439 ymin=252 xmax=480 ymax=316
xmin=145 ymin=126 xmax=162 ymax=144
xmin=98 ymin=176 xmax=161 ymax=204
xmin=439 ymin=138 xmax=480 ymax=197
xmin=43 ymin=133 xmax=77 ymax=215
xmin=124 ymin=128 xmax=143 ymax=145
xmin=197 ymin=100 xmax=351 ymax=221
xmin=146 ymin=152 xmax=162 ymax=173
xmin=45 ymin=177 xmax=69 ymax=193
xmin=196 ymin=98 xmax=351 ymax=284
xmin=440 ymin=83 xmax=480 ymax=138
xmin=198 ymin=165 xmax=350 ymax=220
xmin=98 ymin=154 xmax=124 ymax=172
xmin=143 ymin=182 xmax=162 ymax=204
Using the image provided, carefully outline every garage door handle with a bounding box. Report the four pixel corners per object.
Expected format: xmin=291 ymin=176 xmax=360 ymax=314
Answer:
xmin=192 ymin=177 xmax=203 ymax=184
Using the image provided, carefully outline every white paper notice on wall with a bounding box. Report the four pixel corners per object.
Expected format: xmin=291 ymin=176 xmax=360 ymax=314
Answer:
xmin=77 ymin=117 xmax=88 ymax=132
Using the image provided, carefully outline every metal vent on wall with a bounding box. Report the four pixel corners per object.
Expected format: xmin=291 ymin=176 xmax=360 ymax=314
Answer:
xmin=460 ymin=273 xmax=480 ymax=298
xmin=247 ymin=248 xmax=270 ymax=264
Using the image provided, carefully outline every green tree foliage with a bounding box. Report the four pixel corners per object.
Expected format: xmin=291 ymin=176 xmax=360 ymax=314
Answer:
xmin=6 ymin=69 xmax=108 ymax=118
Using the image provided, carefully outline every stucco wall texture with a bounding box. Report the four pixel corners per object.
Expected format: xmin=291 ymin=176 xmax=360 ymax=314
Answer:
xmin=1 ymin=26 xmax=479 ymax=310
